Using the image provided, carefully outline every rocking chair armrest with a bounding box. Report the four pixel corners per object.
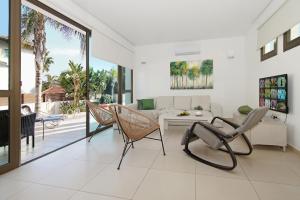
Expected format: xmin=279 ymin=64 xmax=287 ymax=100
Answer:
xmin=211 ymin=117 xmax=240 ymax=129
xmin=191 ymin=121 xmax=233 ymax=140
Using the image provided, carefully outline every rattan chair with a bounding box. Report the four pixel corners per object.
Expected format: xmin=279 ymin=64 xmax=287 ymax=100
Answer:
xmin=86 ymin=100 xmax=116 ymax=142
xmin=109 ymin=104 xmax=166 ymax=170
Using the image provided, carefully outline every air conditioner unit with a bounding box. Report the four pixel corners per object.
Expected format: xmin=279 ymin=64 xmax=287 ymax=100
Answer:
xmin=174 ymin=47 xmax=201 ymax=56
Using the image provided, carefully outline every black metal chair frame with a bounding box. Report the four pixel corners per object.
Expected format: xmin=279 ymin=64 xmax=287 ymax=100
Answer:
xmin=0 ymin=109 xmax=36 ymax=148
xmin=183 ymin=117 xmax=252 ymax=170
xmin=111 ymin=106 xmax=166 ymax=170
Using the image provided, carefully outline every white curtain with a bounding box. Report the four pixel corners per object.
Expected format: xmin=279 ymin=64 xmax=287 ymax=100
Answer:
xmin=91 ymin=31 xmax=134 ymax=68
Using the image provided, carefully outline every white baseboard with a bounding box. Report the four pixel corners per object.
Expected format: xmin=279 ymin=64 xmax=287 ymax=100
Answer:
xmin=288 ymin=144 xmax=300 ymax=154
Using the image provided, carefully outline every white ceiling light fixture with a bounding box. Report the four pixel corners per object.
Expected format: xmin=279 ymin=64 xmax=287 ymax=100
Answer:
xmin=174 ymin=50 xmax=201 ymax=57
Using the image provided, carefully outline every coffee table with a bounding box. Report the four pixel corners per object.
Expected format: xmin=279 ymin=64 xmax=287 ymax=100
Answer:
xmin=158 ymin=112 xmax=212 ymax=135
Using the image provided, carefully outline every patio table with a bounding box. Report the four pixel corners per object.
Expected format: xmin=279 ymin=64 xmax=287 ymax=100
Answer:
xmin=36 ymin=115 xmax=64 ymax=139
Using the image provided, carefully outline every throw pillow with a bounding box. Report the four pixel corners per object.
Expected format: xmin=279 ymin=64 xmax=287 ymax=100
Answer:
xmin=194 ymin=105 xmax=203 ymax=110
xmin=138 ymin=99 xmax=155 ymax=110
xmin=137 ymin=100 xmax=143 ymax=110
xmin=238 ymin=105 xmax=253 ymax=115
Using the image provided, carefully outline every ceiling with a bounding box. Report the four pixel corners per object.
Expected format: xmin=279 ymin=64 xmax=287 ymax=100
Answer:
xmin=71 ymin=0 xmax=272 ymax=45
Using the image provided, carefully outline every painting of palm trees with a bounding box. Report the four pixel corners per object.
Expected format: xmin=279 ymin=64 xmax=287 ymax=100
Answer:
xmin=170 ymin=59 xmax=213 ymax=89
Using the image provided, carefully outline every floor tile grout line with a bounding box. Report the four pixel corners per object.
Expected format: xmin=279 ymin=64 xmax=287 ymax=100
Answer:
xmin=238 ymin=157 xmax=300 ymax=187
xmin=194 ymin=160 xmax=197 ymax=200
xmin=130 ymin=147 xmax=162 ymax=200
xmin=237 ymin=157 xmax=262 ymax=200
xmin=67 ymin=190 xmax=131 ymax=200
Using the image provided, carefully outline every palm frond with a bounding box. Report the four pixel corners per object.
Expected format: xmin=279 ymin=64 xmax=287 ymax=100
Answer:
xmin=46 ymin=17 xmax=86 ymax=55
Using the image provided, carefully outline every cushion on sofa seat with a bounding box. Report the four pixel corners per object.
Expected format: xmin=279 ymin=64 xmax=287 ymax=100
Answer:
xmin=156 ymin=96 xmax=174 ymax=110
xmin=191 ymin=96 xmax=211 ymax=111
xmin=138 ymin=110 xmax=160 ymax=120
xmin=174 ymin=96 xmax=191 ymax=110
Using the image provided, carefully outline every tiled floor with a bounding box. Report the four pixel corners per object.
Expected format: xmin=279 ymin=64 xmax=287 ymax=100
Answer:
xmin=1 ymin=126 xmax=300 ymax=200
xmin=0 ymin=113 xmax=99 ymax=164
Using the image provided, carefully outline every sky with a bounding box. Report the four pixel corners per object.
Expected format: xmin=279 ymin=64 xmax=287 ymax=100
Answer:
xmin=1 ymin=1 xmax=117 ymax=74
xmin=0 ymin=0 xmax=9 ymax=37
xmin=1 ymin=2 xmax=117 ymax=92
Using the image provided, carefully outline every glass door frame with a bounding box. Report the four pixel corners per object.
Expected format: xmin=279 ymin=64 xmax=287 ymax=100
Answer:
xmin=0 ymin=0 xmax=21 ymax=174
xmin=117 ymin=65 xmax=133 ymax=105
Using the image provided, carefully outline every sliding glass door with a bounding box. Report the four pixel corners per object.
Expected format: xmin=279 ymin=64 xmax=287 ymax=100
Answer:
xmin=119 ymin=66 xmax=133 ymax=105
xmin=0 ymin=0 xmax=21 ymax=174
xmin=20 ymin=0 xmax=90 ymax=163
xmin=0 ymin=0 xmax=10 ymax=167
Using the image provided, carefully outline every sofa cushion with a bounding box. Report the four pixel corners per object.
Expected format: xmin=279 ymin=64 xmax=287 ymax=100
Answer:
xmin=174 ymin=96 xmax=191 ymax=110
xmin=137 ymin=99 xmax=155 ymax=110
xmin=138 ymin=110 xmax=160 ymax=120
xmin=137 ymin=100 xmax=143 ymax=110
xmin=191 ymin=96 xmax=211 ymax=111
xmin=156 ymin=96 xmax=174 ymax=110
xmin=238 ymin=105 xmax=253 ymax=115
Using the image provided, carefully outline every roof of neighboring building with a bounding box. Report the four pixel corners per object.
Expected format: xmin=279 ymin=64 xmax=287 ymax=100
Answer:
xmin=0 ymin=36 xmax=9 ymax=42
xmin=0 ymin=36 xmax=34 ymax=50
xmin=43 ymin=85 xmax=66 ymax=94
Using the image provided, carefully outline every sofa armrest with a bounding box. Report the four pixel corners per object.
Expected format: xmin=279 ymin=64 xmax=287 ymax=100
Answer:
xmin=211 ymin=102 xmax=223 ymax=117
xmin=126 ymin=103 xmax=138 ymax=110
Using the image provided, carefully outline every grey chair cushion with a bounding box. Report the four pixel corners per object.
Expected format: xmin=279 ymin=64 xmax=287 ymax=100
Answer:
xmin=236 ymin=107 xmax=269 ymax=134
xmin=181 ymin=107 xmax=268 ymax=150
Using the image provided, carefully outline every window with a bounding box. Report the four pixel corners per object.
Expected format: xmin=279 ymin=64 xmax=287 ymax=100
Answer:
xmin=121 ymin=67 xmax=133 ymax=105
xmin=260 ymin=39 xmax=277 ymax=61
xmin=284 ymin=23 xmax=300 ymax=51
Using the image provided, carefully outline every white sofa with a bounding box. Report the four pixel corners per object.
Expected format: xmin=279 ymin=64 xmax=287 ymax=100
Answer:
xmin=128 ymin=95 xmax=223 ymax=121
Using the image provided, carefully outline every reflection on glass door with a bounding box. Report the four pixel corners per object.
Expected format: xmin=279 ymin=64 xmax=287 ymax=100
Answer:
xmin=0 ymin=98 xmax=9 ymax=166
xmin=20 ymin=1 xmax=89 ymax=163
xmin=0 ymin=0 xmax=10 ymax=167
xmin=121 ymin=67 xmax=133 ymax=105
xmin=89 ymin=57 xmax=118 ymax=132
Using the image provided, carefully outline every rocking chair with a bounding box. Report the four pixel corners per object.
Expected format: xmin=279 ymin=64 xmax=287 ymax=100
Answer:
xmin=182 ymin=107 xmax=268 ymax=170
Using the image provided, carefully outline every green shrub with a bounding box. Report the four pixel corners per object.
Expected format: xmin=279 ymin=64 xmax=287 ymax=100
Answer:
xmin=100 ymin=94 xmax=113 ymax=104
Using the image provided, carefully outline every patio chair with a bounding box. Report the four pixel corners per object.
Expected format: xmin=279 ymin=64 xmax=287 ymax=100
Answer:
xmin=181 ymin=107 xmax=268 ymax=170
xmin=0 ymin=110 xmax=9 ymax=148
xmin=86 ymin=100 xmax=115 ymax=142
xmin=109 ymin=104 xmax=166 ymax=170
xmin=0 ymin=109 xmax=36 ymax=148
xmin=21 ymin=112 xmax=37 ymax=148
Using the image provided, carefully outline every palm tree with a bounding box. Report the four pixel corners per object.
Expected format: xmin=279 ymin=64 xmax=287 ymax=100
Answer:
xmin=67 ymin=61 xmax=84 ymax=108
xmin=200 ymin=59 xmax=213 ymax=87
xmin=43 ymin=50 xmax=54 ymax=73
xmin=170 ymin=62 xmax=177 ymax=88
xmin=42 ymin=74 xmax=58 ymax=91
xmin=180 ymin=62 xmax=188 ymax=88
xmin=21 ymin=5 xmax=86 ymax=113
xmin=188 ymin=66 xmax=200 ymax=88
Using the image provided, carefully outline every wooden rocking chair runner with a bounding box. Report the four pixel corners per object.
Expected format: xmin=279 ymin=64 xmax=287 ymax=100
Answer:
xmin=109 ymin=104 xmax=166 ymax=170
xmin=86 ymin=100 xmax=115 ymax=142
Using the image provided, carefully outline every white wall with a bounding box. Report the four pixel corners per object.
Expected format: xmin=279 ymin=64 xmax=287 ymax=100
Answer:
xmin=134 ymin=37 xmax=247 ymax=117
xmin=245 ymin=0 xmax=300 ymax=150
xmin=21 ymin=49 xmax=35 ymax=93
